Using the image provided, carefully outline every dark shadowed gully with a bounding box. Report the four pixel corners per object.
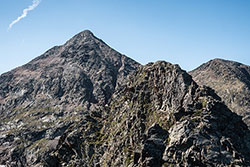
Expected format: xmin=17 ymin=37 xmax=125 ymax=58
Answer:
xmin=0 ymin=30 xmax=249 ymax=167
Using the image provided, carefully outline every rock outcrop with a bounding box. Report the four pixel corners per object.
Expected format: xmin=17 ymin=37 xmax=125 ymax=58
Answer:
xmin=1 ymin=32 xmax=250 ymax=167
xmin=99 ymin=61 xmax=250 ymax=166
xmin=190 ymin=58 xmax=250 ymax=128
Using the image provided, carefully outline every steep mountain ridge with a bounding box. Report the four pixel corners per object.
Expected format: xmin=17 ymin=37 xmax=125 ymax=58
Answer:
xmin=0 ymin=30 xmax=139 ymax=110
xmin=33 ymin=61 xmax=250 ymax=167
xmin=189 ymin=58 xmax=250 ymax=128
xmin=99 ymin=61 xmax=250 ymax=166
xmin=0 ymin=30 xmax=140 ymax=166
xmin=0 ymin=31 xmax=250 ymax=167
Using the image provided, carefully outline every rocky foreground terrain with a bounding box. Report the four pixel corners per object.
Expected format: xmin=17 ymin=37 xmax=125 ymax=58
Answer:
xmin=0 ymin=30 xmax=250 ymax=167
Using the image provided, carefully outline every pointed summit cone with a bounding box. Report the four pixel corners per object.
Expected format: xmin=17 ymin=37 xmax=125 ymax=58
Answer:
xmin=0 ymin=30 xmax=140 ymax=166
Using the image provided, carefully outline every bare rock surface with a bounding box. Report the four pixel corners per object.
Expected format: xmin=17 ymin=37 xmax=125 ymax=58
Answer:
xmin=0 ymin=30 xmax=139 ymax=166
xmin=0 ymin=32 xmax=250 ymax=167
xmin=190 ymin=58 xmax=250 ymax=128
xmin=100 ymin=61 xmax=250 ymax=167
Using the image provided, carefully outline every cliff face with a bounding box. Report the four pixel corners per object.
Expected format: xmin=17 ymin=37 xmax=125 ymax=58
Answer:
xmin=0 ymin=31 xmax=250 ymax=167
xmin=189 ymin=59 xmax=250 ymax=128
xmin=0 ymin=30 xmax=140 ymax=166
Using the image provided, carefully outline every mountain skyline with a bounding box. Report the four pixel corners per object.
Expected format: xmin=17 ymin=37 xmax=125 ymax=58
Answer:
xmin=1 ymin=30 xmax=250 ymax=166
xmin=1 ymin=0 xmax=250 ymax=75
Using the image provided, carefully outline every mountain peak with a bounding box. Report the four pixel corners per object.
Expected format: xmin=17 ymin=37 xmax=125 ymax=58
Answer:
xmin=190 ymin=59 xmax=250 ymax=129
xmin=64 ymin=29 xmax=97 ymax=46
xmin=195 ymin=58 xmax=246 ymax=71
xmin=74 ymin=29 xmax=95 ymax=39
xmin=81 ymin=29 xmax=94 ymax=35
xmin=101 ymin=59 xmax=250 ymax=166
xmin=0 ymin=30 xmax=140 ymax=166
xmin=1 ymin=29 xmax=250 ymax=167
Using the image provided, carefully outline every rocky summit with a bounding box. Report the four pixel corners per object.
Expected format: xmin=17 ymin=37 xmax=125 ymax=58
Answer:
xmin=190 ymin=59 xmax=250 ymax=129
xmin=0 ymin=31 xmax=250 ymax=167
xmin=0 ymin=30 xmax=140 ymax=166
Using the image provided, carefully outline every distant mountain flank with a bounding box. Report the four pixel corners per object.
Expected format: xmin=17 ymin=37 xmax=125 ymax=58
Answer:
xmin=0 ymin=31 xmax=250 ymax=167
xmin=190 ymin=58 xmax=250 ymax=128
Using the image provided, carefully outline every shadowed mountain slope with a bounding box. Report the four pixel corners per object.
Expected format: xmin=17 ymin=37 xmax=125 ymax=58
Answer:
xmin=190 ymin=58 xmax=250 ymax=128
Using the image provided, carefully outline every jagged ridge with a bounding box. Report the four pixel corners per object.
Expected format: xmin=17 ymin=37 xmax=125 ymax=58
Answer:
xmin=98 ymin=61 xmax=250 ymax=166
xmin=0 ymin=31 xmax=250 ymax=167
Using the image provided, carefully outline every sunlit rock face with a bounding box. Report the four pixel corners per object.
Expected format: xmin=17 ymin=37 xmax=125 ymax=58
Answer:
xmin=0 ymin=30 xmax=140 ymax=166
xmin=0 ymin=31 xmax=250 ymax=167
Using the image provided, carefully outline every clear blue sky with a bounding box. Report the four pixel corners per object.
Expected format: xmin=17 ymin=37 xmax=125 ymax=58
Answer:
xmin=1 ymin=0 xmax=250 ymax=74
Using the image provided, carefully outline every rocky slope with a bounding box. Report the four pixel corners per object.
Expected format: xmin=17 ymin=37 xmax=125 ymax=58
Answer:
xmin=40 ymin=61 xmax=250 ymax=167
xmin=0 ymin=30 xmax=140 ymax=166
xmin=189 ymin=59 xmax=250 ymax=128
xmin=98 ymin=61 xmax=250 ymax=166
xmin=1 ymin=31 xmax=250 ymax=167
